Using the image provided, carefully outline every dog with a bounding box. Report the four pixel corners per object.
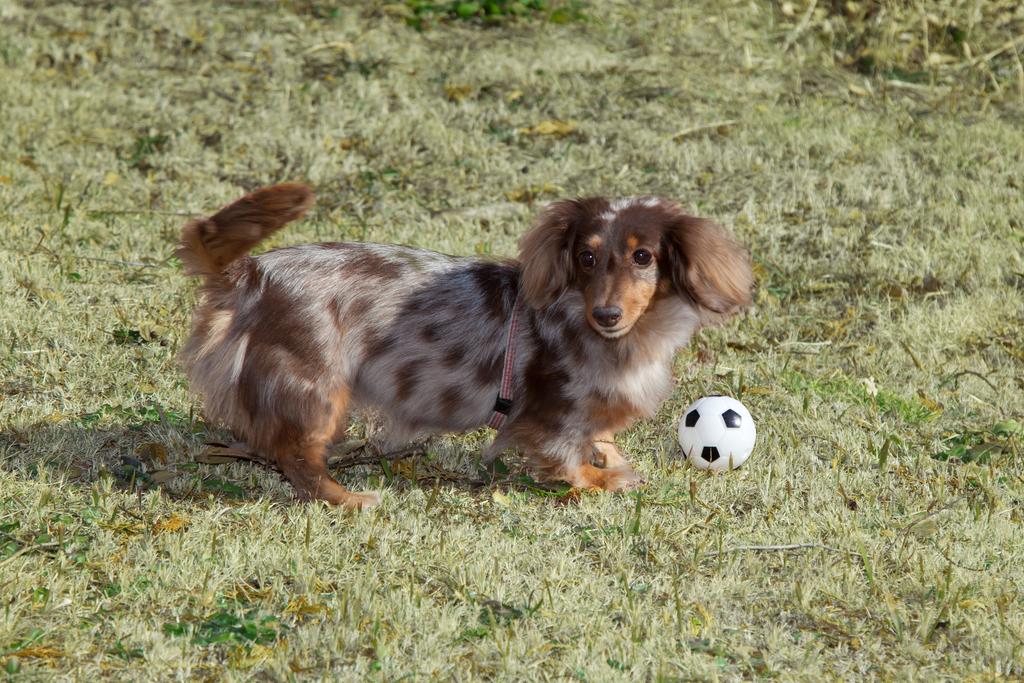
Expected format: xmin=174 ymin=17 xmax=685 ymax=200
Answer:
xmin=176 ymin=184 xmax=753 ymax=508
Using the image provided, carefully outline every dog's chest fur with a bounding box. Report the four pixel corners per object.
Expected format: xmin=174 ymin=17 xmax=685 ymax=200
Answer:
xmin=509 ymin=292 xmax=699 ymax=445
xmin=610 ymin=298 xmax=699 ymax=411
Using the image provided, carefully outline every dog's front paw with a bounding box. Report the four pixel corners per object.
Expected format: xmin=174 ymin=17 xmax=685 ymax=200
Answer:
xmin=563 ymin=463 xmax=645 ymax=492
xmin=603 ymin=465 xmax=645 ymax=492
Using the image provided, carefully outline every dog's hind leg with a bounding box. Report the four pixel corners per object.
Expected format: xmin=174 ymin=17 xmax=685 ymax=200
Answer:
xmin=275 ymin=440 xmax=379 ymax=509
xmin=267 ymin=386 xmax=380 ymax=509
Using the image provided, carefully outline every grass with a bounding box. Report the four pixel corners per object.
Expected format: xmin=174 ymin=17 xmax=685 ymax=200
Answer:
xmin=1 ymin=0 xmax=1023 ymax=679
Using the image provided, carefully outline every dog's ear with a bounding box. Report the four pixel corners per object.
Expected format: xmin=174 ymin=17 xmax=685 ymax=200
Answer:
xmin=517 ymin=199 xmax=580 ymax=308
xmin=662 ymin=208 xmax=753 ymax=316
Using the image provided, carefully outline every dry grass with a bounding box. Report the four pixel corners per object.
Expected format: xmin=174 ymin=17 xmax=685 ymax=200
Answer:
xmin=1 ymin=0 xmax=1023 ymax=679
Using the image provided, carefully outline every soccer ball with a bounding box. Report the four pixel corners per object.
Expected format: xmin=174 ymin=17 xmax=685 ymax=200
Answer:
xmin=677 ymin=396 xmax=756 ymax=471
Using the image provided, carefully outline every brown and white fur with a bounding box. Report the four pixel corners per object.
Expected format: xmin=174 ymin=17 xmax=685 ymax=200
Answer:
xmin=176 ymin=184 xmax=753 ymax=509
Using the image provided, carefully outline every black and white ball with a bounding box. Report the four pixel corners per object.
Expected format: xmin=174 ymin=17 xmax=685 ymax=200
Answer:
xmin=678 ymin=396 xmax=756 ymax=471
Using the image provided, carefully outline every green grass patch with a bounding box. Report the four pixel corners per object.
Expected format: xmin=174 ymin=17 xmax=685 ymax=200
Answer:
xmin=163 ymin=609 xmax=283 ymax=648
xmin=933 ymin=420 xmax=1023 ymax=465
xmin=405 ymin=0 xmax=586 ymax=28
xmin=77 ymin=403 xmax=191 ymax=430
xmin=782 ymin=369 xmax=939 ymax=424
xmin=124 ymin=132 xmax=169 ymax=172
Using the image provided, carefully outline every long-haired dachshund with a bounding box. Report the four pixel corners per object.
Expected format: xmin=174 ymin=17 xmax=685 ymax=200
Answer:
xmin=177 ymin=184 xmax=752 ymax=508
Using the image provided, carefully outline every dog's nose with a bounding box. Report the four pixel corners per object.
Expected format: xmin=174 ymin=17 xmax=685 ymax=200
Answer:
xmin=592 ymin=306 xmax=623 ymax=328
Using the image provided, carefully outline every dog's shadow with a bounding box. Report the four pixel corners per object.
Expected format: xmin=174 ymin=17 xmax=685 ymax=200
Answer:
xmin=0 ymin=413 xmax=551 ymax=505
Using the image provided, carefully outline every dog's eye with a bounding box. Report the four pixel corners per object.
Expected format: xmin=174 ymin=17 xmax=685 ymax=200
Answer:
xmin=632 ymin=249 xmax=653 ymax=266
xmin=578 ymin=251 xmax=596 ymax=269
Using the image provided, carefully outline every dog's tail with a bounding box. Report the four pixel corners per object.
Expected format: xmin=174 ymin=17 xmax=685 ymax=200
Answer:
xmin=176 ymin=183 xmax=314 ymax=284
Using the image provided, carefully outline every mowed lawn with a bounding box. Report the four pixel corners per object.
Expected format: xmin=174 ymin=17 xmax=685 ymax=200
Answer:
xmin=1 ymin=1 xmax=1023 ymax=679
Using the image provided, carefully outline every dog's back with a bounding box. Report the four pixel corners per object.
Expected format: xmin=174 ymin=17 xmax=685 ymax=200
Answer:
xmin=177 ymin=188 xmax=517 ymax=500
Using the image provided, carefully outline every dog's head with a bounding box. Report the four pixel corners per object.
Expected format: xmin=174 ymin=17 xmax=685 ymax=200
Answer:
xmin=518 ymin=197 xmax=753 ymax=339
